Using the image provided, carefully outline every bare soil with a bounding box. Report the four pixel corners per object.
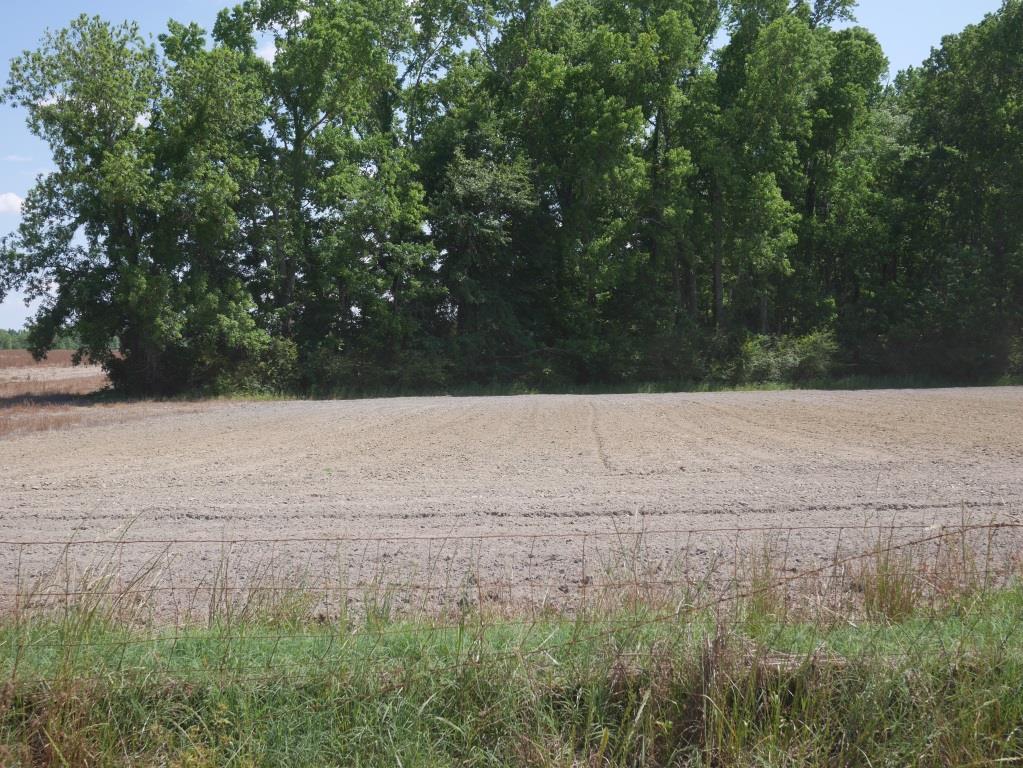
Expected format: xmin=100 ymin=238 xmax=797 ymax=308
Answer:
xmin=0 ymin=350 xmax=108 ymax=400
xmin=1 ymin=388 xmax=1021 ymax=615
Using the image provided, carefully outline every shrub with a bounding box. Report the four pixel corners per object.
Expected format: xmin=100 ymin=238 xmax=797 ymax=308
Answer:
xmin=736 ymin=330 xmax=838 ymax=384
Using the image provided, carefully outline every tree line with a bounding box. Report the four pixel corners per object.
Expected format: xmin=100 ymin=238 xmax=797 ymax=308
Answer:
xmin=0 ymin=328 xmax=78 ymax=350
xmin=2 ymin=0 xmax=1021 ymax=394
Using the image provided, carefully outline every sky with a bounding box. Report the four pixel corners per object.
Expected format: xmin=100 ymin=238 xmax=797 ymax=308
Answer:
xmin=0 ymin=0 xmax=1006 ymax=328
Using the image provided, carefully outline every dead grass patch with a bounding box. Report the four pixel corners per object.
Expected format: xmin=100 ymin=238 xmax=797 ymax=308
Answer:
xmin=0 ymin=350 xmax=83 ymax=368
xmin=0 ymin=374 xmax=109 ymax=399
xmin=0 ymin=351 xmax=113 ymax=436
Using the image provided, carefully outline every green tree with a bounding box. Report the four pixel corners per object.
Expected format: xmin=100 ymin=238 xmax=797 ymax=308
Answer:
xmin=213 ymin=0 xmax=445 ymax=389
xmin=3 ymin=0 xmax=1018 ymax=393
xmin=1 ymin=16 xmax=284 ymax=393
xmin=874 ymin=0 xmax=1023 ymax=375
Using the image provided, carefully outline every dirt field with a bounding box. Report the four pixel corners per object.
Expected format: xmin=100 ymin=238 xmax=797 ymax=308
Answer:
xmin=0 ymin=350 xmax=108 ymax=401
xmin=1 ymin=387 xmax=1021 ymax=614
xmin=0 ymin=351 xmax=121 ymax=439
xmin=0 ymin=350 xmax=81 ymax=367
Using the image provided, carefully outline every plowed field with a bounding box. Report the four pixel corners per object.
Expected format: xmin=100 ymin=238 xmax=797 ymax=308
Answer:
xmin=1 ymin=388 xmax=1020 ymax=609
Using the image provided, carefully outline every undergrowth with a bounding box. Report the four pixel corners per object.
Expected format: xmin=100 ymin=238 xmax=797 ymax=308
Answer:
xmin=1 ymin=526 xmax=1021 ymax=767
xmin=233 ymin=373 xmax=1023 ymax=403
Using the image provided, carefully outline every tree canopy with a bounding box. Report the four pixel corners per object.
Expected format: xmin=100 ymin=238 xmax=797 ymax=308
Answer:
xmin=3 ymin=0 xmax=1021 ymax=393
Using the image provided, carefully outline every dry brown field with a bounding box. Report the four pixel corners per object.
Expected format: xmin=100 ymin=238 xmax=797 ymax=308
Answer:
xmin=0 ymin=350 xmax=111 ymax=437
xmin=0 ymin=349 xmax=80 ymax=367
xmin=0 ymin=350 xmax=107 ymax=394
xmin=0 ymin=376 xmax=1021 ymax=612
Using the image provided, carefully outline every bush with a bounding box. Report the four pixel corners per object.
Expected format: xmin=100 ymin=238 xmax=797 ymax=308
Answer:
xmin=736 ymin=330 xmax=838 ymax=384
xmin=104 ymin=287 xmax=298 ymax=396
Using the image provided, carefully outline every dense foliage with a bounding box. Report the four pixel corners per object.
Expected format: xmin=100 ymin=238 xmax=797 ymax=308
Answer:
xmin=2 ymin=0 xmax=1021 ymax=393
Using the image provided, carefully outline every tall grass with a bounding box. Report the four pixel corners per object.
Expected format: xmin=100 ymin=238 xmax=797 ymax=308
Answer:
xmin=1 ymin=523 xmax=1020 ymax=766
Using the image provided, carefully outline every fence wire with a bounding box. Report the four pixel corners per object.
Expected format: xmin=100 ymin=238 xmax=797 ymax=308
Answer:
xmin=1 ymin=520 xmax=1020 ymax=687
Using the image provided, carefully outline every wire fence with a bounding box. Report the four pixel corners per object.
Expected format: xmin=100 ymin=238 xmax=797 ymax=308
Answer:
xmin=2 ymin=519 xmax=1021 ymax=687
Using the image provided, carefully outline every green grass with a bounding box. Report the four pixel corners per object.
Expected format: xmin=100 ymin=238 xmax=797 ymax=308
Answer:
xmin=3 ymin=586 xmax=1023 ymax=767
xmin=3 ymin=522 xmax=1018 ymax=765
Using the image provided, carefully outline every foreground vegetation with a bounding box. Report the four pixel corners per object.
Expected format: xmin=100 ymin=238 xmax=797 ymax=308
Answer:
xmin=2 ymin=533 xmax=1021 ymax=766
xmin=1 ymin=1 xmax=1021 ymax=394
xmin=3 ymin=594 xmax=1022 ymax=766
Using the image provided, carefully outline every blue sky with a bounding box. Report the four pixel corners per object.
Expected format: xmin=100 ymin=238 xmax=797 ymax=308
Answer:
xmin=0 ymin=0 xmax=1006 ymax=328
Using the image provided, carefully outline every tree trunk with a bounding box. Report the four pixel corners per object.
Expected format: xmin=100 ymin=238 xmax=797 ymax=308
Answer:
xmin=687 ymin=266 xmax=698 ymax=317
xmin=711 ymin=177 xmax=724 ymax=328
xmin=670 ymin=249 xmax=681 ymax=324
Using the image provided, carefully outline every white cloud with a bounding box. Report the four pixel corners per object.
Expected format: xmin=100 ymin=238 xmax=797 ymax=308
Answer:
xmin=0 ymin=193 xmax=24 ymax=214
xmin=256 ymin=40 xmax=277 ymax=62
xmin=4 ymin=155 xmax=31 ymax=163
